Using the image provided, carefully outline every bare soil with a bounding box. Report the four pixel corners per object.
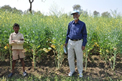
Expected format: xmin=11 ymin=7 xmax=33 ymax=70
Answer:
xmin=0 ymin=51 xmax=122 ymax=81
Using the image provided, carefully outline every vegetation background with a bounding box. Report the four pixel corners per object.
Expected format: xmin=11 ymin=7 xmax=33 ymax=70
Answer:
xmin=0 ymin=3 xmax=122 ymax=81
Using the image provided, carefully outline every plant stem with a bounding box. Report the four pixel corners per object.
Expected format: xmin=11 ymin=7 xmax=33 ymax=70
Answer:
xmin=33 ymin=46 xmax=36 ymax=69
xmin=58 ymin=52 xmax=60 ymax=69
xmin=113 ymin=50 xmax=117 ymax=70
xmin=9 ymin=45 xmax=12 ymax=70
xmin=85 ymin=50 xmax=88 ymax=71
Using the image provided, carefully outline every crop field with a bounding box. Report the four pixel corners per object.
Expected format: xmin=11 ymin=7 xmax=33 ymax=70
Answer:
xmin=0 ymin=10 xmax=122 ymax=81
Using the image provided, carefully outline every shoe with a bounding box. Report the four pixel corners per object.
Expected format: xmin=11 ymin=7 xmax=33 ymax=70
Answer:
xmin=23 ymin=72 xmax=27 ymax=76
xmin=68 ymin=71 xmax=75 ymax=76
xmin=8 ymin=73 xmax=13 ymax=78
xmin=79 ymin=73 xmax=83 ymax=78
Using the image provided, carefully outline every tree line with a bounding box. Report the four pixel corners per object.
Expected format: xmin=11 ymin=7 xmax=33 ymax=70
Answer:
xmin=0 ymin=4 xmax=121 ymax=18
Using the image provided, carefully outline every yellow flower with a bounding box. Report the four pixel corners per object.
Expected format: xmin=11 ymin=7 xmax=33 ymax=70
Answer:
xmin=106 ymin=49 xmax=109 ymax=53
xmin=4 ymin=46 xmax=7 ymax=49
xmin=51 ymin=44 xmax=56 ymax=49
xmin=43 ymin=48 xmax=48 ymax=53
xmin=95 ymin=42 xmax=97 ymax=45
xmin=96 ymin=44 xmax=99 ymax=47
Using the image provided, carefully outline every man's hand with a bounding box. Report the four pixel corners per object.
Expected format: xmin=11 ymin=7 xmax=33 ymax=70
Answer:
xmin=20 ymin=39 xmax=24 ymax=41
xmin=64 ymin=43 xmax=67 ymax=47
xmin=82 ymin=46 xmax=85 ymax=50
xmin=64 ymin=43 xmax=68 ymax=54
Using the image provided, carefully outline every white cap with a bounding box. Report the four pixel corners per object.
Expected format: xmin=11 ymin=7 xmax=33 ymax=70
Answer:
xmin=71 ymin=10 xmax=80 ymax=15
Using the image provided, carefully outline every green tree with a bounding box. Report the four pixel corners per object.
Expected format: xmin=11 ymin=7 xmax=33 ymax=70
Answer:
xmin=93 ymin=10 xmax=100 ymax=17
xmin=72 ymin=4 xmax=83 ymax=13
xmin=102 ymin=11 xmax=111 ymax=17
xmin=72 ymin=4 xmax=88 ymax=17
xmin=0 ymin=5 xmax=23 ymax=14
xmin=1 ymin=5 xmax=12 ymax=11
xmin=73 ymin=4 xmax=82 ymax=11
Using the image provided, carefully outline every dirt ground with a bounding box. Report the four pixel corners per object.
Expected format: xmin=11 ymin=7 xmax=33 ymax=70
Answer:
xmin=0 ymin=51 xmax=122 ymax=81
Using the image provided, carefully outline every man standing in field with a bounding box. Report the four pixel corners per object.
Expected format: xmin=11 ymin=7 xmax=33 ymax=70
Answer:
xmin=8 ymin=23 xmax=27 ymax=77
xmin=64 ymin=10 xmax=87 ymax=77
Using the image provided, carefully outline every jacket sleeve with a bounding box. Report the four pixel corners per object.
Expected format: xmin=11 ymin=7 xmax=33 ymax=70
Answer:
xmin=82 ymin=23 xmax=87 ymax=46
xmin=9 ymin=34 xmax=15 ymax=45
